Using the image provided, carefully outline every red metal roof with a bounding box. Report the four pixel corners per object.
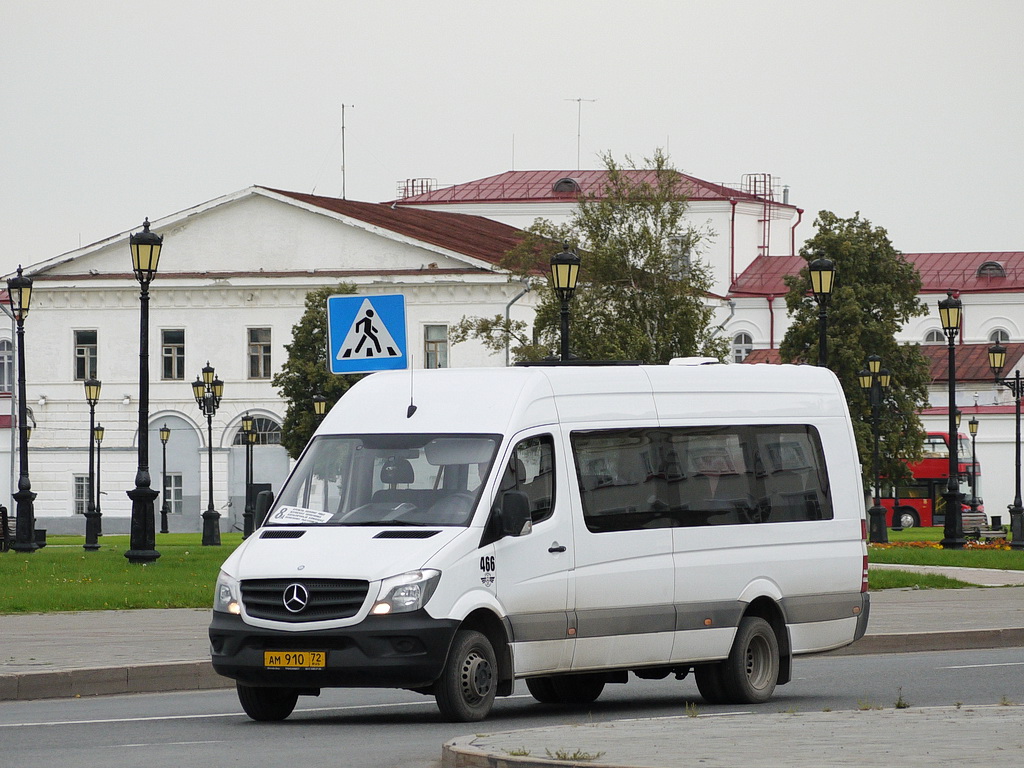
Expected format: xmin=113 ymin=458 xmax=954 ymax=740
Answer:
xmin=742 ymin=343 xmax=1023 ymax=385
xmin=730 ymin=252 xmax=1024 ymax=298
xmin=391 ymin=170 xmax=789 ymax=207
xmin=265 ymin=188 xmax=526 ymax=267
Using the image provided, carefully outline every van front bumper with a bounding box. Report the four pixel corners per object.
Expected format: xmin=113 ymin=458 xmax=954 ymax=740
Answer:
xmin=209 ymin=610 xmax=459 ymax=690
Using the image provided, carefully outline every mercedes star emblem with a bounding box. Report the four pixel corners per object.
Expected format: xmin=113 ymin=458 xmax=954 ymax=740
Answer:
xmin=282 ymin=583 xmax=309 ymax=613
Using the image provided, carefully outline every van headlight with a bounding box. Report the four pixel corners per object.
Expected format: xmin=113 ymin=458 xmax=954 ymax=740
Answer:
xmin=371 ymin=569 xmax=440 ymax=615
xmin=213 ymin=571 xmax=242 ymax=615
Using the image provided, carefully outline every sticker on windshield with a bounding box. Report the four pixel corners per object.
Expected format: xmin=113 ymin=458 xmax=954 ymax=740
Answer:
xmin=268 ymin=506 xmax=334 ymax=525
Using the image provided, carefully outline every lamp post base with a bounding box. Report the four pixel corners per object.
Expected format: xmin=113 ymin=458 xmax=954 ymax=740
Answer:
xmin=202 ymin=507 xmax=221 ymax=546
xmin=939 ymin=491 xmax=966 ymax=550
xmin=125 ymin=484 xmax=160 ymax=564
xmin=83 ymin=508 xmax=101 ymax=551
xmin=867 ymin=505 xmax=888 ymax=544
xmin=1010 ymin=506 xmax=1024 ymax=550
xmin=11 ymin=487 xmax=38 ymax=553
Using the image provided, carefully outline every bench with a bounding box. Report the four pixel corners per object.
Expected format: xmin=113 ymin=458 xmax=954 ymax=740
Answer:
xmin=962 ymin=510 xmax=1008 ymax=541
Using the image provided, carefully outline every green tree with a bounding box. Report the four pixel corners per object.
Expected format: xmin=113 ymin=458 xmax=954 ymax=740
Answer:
xmin=779 ymin=211 xmax=931 ymax=486
xmin=451 ymin=149 xmax=728 ymax=364
xmin=273 ymin=284 xmax=364 ymax=459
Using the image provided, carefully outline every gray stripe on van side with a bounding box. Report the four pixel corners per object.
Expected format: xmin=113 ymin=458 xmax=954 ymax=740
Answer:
xmin=781 ymin=593 xmax=866 ymax=624
xmin=506 ymin=592 xmax=865 ymax=644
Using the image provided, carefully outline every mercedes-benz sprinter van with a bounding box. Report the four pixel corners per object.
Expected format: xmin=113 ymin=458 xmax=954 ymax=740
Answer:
xmin=210 ymin=361 xmax=869 ymax=722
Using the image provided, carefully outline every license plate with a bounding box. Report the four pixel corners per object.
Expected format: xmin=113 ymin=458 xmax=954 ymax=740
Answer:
xmin=264 ymin=650 xmax=326 ymax=669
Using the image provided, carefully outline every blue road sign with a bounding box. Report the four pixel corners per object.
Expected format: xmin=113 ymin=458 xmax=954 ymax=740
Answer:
xmin=327 ymin=294 xmax=408 ymax=374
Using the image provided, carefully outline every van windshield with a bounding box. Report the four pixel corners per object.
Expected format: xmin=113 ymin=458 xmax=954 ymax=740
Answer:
xmin=267 ymin=433 xmax=501 ymax=527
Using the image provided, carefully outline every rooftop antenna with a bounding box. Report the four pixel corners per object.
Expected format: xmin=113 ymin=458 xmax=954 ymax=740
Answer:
xmin=341 ymin=103 xmax=354 ymax=199
xmin=565 ymin=97 xmax=596 ymax=170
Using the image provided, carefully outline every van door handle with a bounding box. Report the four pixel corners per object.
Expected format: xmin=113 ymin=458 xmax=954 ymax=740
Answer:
xmin=548 ymin=543 xmax=567 ymax=553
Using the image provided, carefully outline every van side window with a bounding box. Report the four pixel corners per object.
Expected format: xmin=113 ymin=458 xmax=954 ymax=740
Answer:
xmin=501 ymin=435 xmax=556 ymax=524
xmin=571 ymin=425 xmax=832 ymax=533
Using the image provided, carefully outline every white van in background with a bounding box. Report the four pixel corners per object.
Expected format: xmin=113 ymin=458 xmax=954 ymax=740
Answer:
xmin=210 ymin=361 xmax=869 ymax=722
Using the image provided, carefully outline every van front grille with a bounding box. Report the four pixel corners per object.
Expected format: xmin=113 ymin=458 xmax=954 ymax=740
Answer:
xmin=242 ymin=578 xmax=369 ymax=622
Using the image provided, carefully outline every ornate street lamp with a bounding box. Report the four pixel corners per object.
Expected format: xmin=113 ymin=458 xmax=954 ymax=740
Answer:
xmin=83 ymin=377 xmax=102 ymax=551
xmin=159 ymin=423 xmax=171 ymax=534
xmin=938 ymin=291 xmax=964 ymax=549
xmin=94 ymin=423 xmax=104 ymax=535
xmin=241 ymin=412 xmax=255 ymax=539
xmin=125 ymin=219 xmax=162 ymax=564
xmin=193 ymin=362 xmax=224 ymax=546
xmin=7 ymin=265 xmax=37 ymax=553
xmin=313 ymin=394 xmax=327 ymax=419
xmin=988 ymin=342 xmax=1024 ymax=549
xmin=858 ymin=356 xmax=891 ymax=543
xmin=968 ymin=414 xmax=980 ymax=515
xmin=550 ymin=243 xmax=581 ymax=362
xmin=808 ymin=257 xmax=835 ymax=368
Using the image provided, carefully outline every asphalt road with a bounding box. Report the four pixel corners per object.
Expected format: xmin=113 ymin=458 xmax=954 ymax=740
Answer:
xmin=2 ymin=648 xmax=1022 ymax=768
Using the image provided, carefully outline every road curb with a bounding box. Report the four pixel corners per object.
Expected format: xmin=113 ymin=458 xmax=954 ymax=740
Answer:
xmin=825 ymin=627 xmax=1024 ymax=656
xmin=0 ymin=661 xmax=232 ymax=702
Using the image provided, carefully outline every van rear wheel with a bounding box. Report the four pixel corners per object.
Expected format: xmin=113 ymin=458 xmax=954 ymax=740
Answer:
xmin=719 ymin=616 xmax=779 ymax=704
xmin=694 ymin=664 xmax=728 ymax=704
xmin=236 ymin=683 xmax=299 ymax=721
xmin=434 ymin=630 xmax=497 ymax=722
xmin=526 ymin=674 xmax=605 ymax=705
xmin=525 ymin=676 xmax=560 ymax=704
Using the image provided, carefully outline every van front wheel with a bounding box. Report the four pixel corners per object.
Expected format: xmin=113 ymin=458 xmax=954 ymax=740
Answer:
xmin=236 ymin=683 xmax=299 ymax=721
xmin=435 ymin=630 xmax=497 ymax=722
xmin=720 ymin=616 xmax=779 ymax=704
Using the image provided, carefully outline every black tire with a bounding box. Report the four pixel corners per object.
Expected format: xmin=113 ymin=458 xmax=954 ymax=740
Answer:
xmin=896 ymin=508 xmax=919 ymax=529
xmin=694 ymin=663 xmax=729 ymax=704
xmin=525 ymin=676 xmax=560 ymax=704
xmin=719 ymin=616 xmax=780 ymax=704
xmin=434 ymin=630 xmax=497 ymax=722
xmin=236 ymin=683 xmax=299 ymax=721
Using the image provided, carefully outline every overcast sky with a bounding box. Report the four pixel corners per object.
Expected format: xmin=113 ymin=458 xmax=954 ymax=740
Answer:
xmin=2 ymin=1 xmax=1021 ymax=276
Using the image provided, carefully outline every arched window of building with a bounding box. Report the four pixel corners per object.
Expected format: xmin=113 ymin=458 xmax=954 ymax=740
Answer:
xmin=732 ymin=332 xmax=753 ymax=363
xmin=976 ymin=261 xmax=1006 ymax=278
xmin=990 ymin=328 xmax=1010 ymax=344
xmin=0 ymin=340 xmax=12 ymax=393
xmin=924 ymin=329 xmax=944 ymax=344
xmin=232 ymin=416 xmax=282 ymax=446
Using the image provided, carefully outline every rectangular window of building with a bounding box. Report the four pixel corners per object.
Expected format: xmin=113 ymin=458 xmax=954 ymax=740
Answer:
xmin=161 ymin=329 xmax=185 ymax=380
xmin=0 ymin=340 xmax=12 ymax=394
xmin=74 ymin=330 xmax=98 ymax=381
xmin=248 ymin=328 xmax=272 ymax=379
xmin=163 ymin=473 xmax=183 ymax=515
xmin=424 ymin=325 xmax=448 ymax=369
xmin=73 ymin=475 xmax=89 ymax=515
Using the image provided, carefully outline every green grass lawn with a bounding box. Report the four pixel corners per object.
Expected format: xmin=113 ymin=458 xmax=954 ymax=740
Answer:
xmin=0 ymin=534 xmax=241 ymax=614
xmin=1 ymin=527 xmax=1021 ymax=614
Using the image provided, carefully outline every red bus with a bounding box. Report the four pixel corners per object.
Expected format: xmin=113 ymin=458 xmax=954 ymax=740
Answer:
xmin=879 ymin=432 xmax=981 ymax=529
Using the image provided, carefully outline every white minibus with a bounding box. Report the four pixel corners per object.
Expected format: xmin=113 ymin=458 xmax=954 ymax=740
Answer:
xmin=210 ymin=361 xmax=869 ymax=722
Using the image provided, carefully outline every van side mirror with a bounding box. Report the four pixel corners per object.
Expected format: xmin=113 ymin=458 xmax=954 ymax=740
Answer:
xmin=500 ymin=490 xmax=532 ymax=537
xmin=254 ymin=490 xmax=275 ymax=529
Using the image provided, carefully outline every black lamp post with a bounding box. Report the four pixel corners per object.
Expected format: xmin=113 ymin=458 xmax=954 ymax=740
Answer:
xmin=193 ymin=362 xmax=223 ymax=546
xmin=159 ymin=424 xmax=170 ymax=534
xmin=550 ymin=243 xmax=581 ymax=362
xmin=83 ymin=378 xmax=102 ymax=551
xmin=7 ymin=265 xmax=37 ymax=553
xmin=125 ymin=219 xmax=162 ymax=564
xmin=988 ymin=342 xmax=1024 ymax=549
xmin=809 ymin=257 xmax=835 ymax=368
xmin=241 ymin=412 xmax=255 ymax=539
xmin=938 ymin=290 xmax=965 ymax=549
xmin=968 ymin=414 xmax=980 ymax=515
xmin=94 ymin=423 xmax=104 ymax=534
xmin=858 ymin=356 xmax=891 ymax=543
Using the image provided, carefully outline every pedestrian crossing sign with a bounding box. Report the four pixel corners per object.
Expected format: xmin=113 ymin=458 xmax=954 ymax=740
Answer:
xmin=327 ymin=294 xmax=408 ymax=374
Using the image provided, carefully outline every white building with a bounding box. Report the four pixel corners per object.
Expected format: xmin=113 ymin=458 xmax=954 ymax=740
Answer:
xmin=4 ymin=186 xmax=536 ymax=535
